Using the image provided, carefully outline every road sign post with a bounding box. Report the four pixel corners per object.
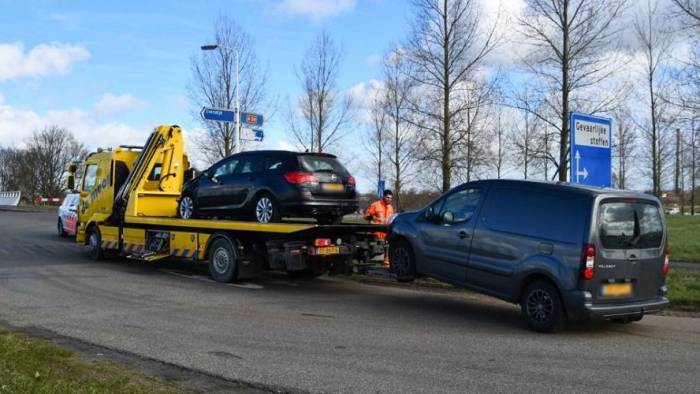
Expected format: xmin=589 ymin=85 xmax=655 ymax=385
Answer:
xmin=569 ymin=112 xmax=612 ymax=187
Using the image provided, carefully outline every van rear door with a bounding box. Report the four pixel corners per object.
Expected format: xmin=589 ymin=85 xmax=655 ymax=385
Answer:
xmin=590 ymin=198 xmax=665 ymax=304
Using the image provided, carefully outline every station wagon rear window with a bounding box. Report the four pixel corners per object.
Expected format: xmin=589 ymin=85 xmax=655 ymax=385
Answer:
xmin=598 ymin=201 xmax=663 ymax=249
xmin=298 ymin=155 xmax=349 ymax=176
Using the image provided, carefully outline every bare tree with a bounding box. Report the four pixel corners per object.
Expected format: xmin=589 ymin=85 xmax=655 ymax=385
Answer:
xmin=634 ymin=0 xmax=675 ymax=196
xmin=362 ymin=90 xmax=388 ymax=191
xmin=27 ymin=126 xmax=87 ymax=197
xmin=383 ymin=48 xmax=418 ymax=210
xmin=289 ymin=32 xmax=353 ymax=153
xmin=517 ymin=0 xmax=626 ymax=182
xmin=405 ymin=0 xmax=499 ymax=192
xmin=611 ymin=108 xmax=636 ymax=189
xmin=0 ymin=127 xmax=86 ymax=199
xmin=492 ymin=108 xmax=509 ymax=179
xmin=672 ymin=0 xmax=700 ymax=27
xmin=189 ymin=16 xmax=270 ymax=163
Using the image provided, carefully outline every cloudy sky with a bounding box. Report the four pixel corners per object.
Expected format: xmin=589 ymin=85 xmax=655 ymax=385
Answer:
xmin=0 ymin=0 xmax=677 ymax=192
xmin=0 ymin=1 xmax=411 ymax=166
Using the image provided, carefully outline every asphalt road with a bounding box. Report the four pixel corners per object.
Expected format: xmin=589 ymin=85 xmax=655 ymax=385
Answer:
xmin=0 ymin=210 xmax=698 ymax=393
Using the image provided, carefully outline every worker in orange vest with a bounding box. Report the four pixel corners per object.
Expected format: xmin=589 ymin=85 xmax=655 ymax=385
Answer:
xmin=365 ymin=190 xmax=394 ymax=267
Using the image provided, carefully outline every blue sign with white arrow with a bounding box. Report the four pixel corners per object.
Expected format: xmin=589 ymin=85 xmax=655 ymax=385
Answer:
xmin=569 ymin=112 xmax=612 ymax=188
xmin=200 ymin=107 xmax=236 ymax=122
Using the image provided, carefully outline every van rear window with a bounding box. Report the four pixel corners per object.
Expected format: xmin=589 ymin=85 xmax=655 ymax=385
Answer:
xmin=598 ymin=201 xmax=663 ymax=249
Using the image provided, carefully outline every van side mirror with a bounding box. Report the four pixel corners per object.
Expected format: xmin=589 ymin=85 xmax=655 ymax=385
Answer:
xmin=425 ymin=206 xmax=435 ymax=221
xmin=442 ymin=211 xmax=454 ymax=225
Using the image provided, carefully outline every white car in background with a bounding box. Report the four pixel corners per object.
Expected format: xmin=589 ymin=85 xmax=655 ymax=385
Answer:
xmin=57 ymin=193 xmax=79 ymax=237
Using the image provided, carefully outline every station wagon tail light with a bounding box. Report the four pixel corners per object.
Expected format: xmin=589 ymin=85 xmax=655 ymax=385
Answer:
xmin=662 ymin=243 xmax=670 ymax=275
xmin=314 ymin=238 xmax=332 ymax=247
xmin=347 ymin=176 xmax=356 ymax=186
xmin=284 ymin=171 xmax=317 ymax=184
xmin=581 ymin=243 xmax=596 ymax=280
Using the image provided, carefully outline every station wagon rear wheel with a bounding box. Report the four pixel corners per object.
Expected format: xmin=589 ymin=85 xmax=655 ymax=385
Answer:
xmin=390 ymin=239 xmax=416 ymax=282
xmin=254 ymin=193 xmax=280 ymax=223
xmin=521 ymin=281 xmax=564 ymax=333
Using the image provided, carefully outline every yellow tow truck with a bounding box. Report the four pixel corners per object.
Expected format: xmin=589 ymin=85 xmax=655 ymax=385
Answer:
xmin=68 ymin=125 xmax=384 ymax=282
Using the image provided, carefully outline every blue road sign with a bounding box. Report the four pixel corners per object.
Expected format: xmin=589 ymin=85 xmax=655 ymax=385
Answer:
xmin=241 ymin=112 xmax=264 ymax=126
xmin=253 ymin=129 xmax=264 ymax=142
xmin=377 ymin=180 xmax=385 ymax=198
xmin=569 ymin=112 xmax=612 ymax=187
xmin=200 ymin=107 xmax=235 ymax=122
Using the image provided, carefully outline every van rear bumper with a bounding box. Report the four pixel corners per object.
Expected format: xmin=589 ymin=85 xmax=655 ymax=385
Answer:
xmin=584 ymin=298 xmax=670 ymax=318
xmin=563 ymin=290 xmax=670 ymax=319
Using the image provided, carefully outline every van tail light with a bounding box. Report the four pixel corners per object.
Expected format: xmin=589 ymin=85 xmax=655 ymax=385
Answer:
xmin=662 ymin=243 xmax=670 ymax=275
xmin=581 ymin=243 xmax=596 ymax=280
xmin=314 ymin=238 xmax=331 ymax=247
xmin=347 ymin=176 xmax=356 ymax=186
xmin=284 ymin=171 xmax=317 ymax=185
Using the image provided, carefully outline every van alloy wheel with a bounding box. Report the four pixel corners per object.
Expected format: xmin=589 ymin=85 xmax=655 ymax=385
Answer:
xmin=392 ymin=247 xmax=410 ymax=276
xmin=179 ymin=196 xmax=194 ymax=219
xmin=255 ymin=196 xmax=274 ymax=223
xmin=526 ymin=289 xmax=554 ymax=323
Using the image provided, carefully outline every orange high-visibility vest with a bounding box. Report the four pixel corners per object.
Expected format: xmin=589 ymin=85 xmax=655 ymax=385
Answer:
xmin=365 ymin=200 xmax=394 ymax=240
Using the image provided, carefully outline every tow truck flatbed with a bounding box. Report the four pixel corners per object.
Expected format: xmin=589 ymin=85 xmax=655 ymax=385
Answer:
xmin=70 ymin=125 xmax=386 ymax=282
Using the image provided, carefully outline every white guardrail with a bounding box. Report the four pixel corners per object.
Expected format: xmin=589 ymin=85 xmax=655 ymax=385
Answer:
xmin=0 ymin=191 xmax=21 ymax=207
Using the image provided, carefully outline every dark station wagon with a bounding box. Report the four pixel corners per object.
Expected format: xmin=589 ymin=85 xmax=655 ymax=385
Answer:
xmin=388 ymin=179 xmax=670 ymax=332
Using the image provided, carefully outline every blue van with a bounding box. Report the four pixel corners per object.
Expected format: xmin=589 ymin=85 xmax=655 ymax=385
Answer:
xmin=388 ymin=180 xmax=670 ymax=332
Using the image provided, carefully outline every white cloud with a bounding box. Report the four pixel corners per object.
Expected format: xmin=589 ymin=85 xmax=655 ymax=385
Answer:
xmin=0 ymin=42 xmax=90 ymax=82
xmin=0 ymin=100 xmax=147 ymax=150
xmin=348 ymin=79 xmax=384 ymax=123
xmin=93 ymin=93 xmax=146 ymax=115
xmin=272 ymin=0 xmax=357 ymax=22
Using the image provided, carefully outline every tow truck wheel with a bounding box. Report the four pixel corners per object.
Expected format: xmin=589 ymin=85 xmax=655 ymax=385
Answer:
xmin=57 ymin=219 xmax=67 ymax=237
xmin=390 ymin=239 xmax=416 ymax=282
xmin=208 ymin=238 xmax=238 ymax=283
xmin=178 ymin=196 xmax=195 ymax=219
xmin=87 ymin=227 xmax=104 ymax=261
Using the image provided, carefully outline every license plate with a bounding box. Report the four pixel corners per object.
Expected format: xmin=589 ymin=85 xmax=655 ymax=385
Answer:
xmin=322 ymin=183 xmax=344 ymax=192
xmin=601 ymin=283 xmax=632 ymax=297
xmin=316 ymin=246 xmax=340 ymax=255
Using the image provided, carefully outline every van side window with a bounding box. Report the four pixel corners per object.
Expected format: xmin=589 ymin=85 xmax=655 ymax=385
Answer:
xmin=440 ymin=188 xmax=481 ymax=223
xmin=481 ymin=187 xmax=587 ymax=243
xmin=82 ymin=164 xmax=98 ymax=192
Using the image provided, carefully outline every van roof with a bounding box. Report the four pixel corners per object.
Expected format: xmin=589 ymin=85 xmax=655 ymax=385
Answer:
xmin=464 ymin=179 xmax=660 ymax=202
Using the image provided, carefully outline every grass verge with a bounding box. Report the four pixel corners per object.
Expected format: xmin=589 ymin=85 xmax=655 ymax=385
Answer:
xmin=0 ymin=328 xmax=181 ymax=394
xmin=667 ymin=269 xmax=700 ymax=311
xmin=666 ymin=215 xmax=700 ymax=263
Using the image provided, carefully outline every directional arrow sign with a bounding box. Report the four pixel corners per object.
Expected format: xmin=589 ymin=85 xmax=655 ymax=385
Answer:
xmin=200 ymin=107 xmax=235 ymax=122
xmin=569 ymin=112 xmax=612 ymax=187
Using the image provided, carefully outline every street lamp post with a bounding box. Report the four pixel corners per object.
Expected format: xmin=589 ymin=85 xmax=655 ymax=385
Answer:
xmin=201 ymin=44 xmax=241 ymax=154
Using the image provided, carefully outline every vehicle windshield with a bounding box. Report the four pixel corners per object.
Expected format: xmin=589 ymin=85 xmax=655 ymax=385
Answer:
xmin=298 ymin=155 xmax=349 ymax=176
xmin=598 ymin=201 xmax=663 ymax=249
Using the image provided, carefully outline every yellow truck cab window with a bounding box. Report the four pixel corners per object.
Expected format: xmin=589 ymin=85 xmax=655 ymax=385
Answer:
xmin=83 ymin=164 xmax=98 ymax=192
